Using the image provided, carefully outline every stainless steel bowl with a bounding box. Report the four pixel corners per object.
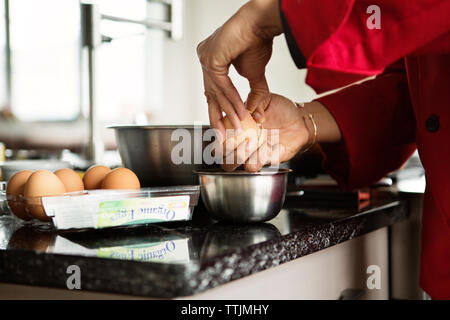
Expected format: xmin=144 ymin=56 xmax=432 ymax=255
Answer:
xmin=109 ymin=125 xmax=220 ymax=187
xmin=195 ymin=168 xmax=292 ymax=223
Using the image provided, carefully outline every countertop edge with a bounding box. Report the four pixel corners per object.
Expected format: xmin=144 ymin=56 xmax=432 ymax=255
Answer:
xmin=0 ymin=201 xmax=408 ymax=298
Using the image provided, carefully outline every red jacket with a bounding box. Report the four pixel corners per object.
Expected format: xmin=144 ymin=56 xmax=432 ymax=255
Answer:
xmin=280 ymin=0 xmax=450 ymax=299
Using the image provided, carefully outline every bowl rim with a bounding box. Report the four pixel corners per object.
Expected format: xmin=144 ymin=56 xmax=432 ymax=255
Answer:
xmin=193 ymin=168 xmax=292 ymax=176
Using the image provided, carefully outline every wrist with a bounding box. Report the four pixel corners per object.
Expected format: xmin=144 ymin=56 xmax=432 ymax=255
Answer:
xmin=297 ymin=101 xmax=342 ymax=144
xmin=291 ymin=101 xmax=317 ymax=152
xmin=241 ymin=0 xmax=283 ymax=39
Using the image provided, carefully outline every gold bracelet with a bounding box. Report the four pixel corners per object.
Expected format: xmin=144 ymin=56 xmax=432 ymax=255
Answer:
xmin=307 ymin=113 xmax=318 ymax=146
xmin=292 ymin=100 xmax=317 ymax=153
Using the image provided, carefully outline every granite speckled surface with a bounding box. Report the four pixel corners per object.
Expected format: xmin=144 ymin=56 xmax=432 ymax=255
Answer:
xmin=0 ymin=199 xmax=407 ymax=298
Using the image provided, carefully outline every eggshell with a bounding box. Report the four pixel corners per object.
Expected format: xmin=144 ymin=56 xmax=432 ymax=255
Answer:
xmin=23 ymin=170 xmax=66 ymax=222
xmin=101 ymin=167 xmax=141 ymax=190
xmin=6 ymin=170 xmax=33 ymax=220
xmin=223 ymin=110 xmax=261 ymax=148
xmin=54 ymin=168 xmax=84 ymax=192
xmin=82 ymin=165 xmax=111 ymax=190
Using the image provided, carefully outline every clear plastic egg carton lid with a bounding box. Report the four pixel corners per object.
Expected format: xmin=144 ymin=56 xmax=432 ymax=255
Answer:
xmin=25 ymin=185 xmax=199 ymax=230
xmin=0 ymin=182 xmax=8 ymax=215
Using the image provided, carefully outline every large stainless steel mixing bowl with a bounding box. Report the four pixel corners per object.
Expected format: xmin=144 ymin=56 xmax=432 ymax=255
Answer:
xmin=110 ymin=125 xmax=220 ymax=187
xmin=194 ymin=168 xmax=292 ymax=223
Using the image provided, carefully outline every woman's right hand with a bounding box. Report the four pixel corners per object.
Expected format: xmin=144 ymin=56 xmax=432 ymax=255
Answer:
xmin=197 ymin=0 xmax=283 ymax=137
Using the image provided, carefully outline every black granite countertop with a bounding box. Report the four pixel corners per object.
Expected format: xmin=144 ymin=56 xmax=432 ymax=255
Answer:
xmin=0 ymin=196 xmax=407 ymax=298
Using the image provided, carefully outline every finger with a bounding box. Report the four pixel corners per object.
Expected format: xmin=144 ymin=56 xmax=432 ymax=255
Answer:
xmin=238 ymin=135 xmax=259 ymax=164
xmin=224 ymin=126 xmax=266 ymax=172
xmin=223 ymin=135 xmax=248 ymax=167
xmin=246 ymin=75 xmax=270 ymax=123
xmin=221 ymin=140 xmax=243 ymax=172
xmin=202 ymin=69 xmax=226 ymax=132
xmin=206 ymin=92 xmax=226 ymax=138
xmin=222 ymin=122 xmax=261 ymax=161
xmin=246 ymin=139 xmax=271 ymax=173
xmin=209 ymin=127 xmax=225 ymax=163
xmin=208 ymin=79 xmax=243 ymax=133
xmin=203 ymin=70 xmax=242 ymax=133
xmin=257 ymin=127 xmax=268 ymax=148
xmin=222 ymin=132 xmax=238 ymax=161
xmin=222 ymin=137 xmax=257 ymax=172
xmin=212 ymin=73 xmax=247 ymax=121
xmin=245 ymin=137 xmax=270 ymax=173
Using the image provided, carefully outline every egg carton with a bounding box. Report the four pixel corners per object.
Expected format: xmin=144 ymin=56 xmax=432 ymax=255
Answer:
xmin=2 ymin=185 xmax=200 ymax=230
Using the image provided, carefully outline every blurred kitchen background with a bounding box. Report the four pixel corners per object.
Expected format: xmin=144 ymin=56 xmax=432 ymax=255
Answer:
xmin=0 ymin=0 xmax=428 ymax=300
xmin=0 ymin=0 xmax=425 ymax=188
xmin=0 ymin=0 xmax=317 ymax=165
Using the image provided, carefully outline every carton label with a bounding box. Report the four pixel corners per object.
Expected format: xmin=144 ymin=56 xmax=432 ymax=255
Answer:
xmin=96 ymin=239 xmax=190 ymax=263
xmin=97 ymin=195 xmax=190 ymax=228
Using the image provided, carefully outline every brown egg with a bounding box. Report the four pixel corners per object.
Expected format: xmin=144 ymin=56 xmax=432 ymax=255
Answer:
xmin=6 ymin=170 xmax=33 ymax=220
xmin=23 ymin=170 xmax=66 ymax=222
xmin=101 ymin=168 xmax=141 ymax=190
xmin=54 ymin=168 xmax=84 ymax=192
xmin=82 ymin=165 xmax=111 ymax=190
xmin=223 ymin=110 xmax=261 ymax=148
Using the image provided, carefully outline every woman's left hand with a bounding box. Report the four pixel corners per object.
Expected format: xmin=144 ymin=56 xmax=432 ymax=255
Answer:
xmin=221 ymin=94 xmax=343 ymax=172
xmin=221 ymin=94 xmax=309 ymax=172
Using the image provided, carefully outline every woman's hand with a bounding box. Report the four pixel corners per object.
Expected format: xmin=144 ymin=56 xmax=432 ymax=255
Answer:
xmin=197 ymin=0 xmax=282 ymax=136
xmin=220 ymin=94 xmax=342 ymax=172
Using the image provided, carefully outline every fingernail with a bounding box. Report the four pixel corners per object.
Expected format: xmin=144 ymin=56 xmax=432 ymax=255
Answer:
xmin=252 ymin=111 xmax=265 ymax=123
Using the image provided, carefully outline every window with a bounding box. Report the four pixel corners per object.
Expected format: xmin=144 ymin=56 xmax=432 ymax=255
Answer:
xmin=9 ymin=0 xmax=80 ymax=121
xmin=5 ymin=0 xmax=149 ymax=122
xmin=0 ymin=1 xmax=7 ymax=109
xmin=87 ymin=0 xmax=148 ymax=124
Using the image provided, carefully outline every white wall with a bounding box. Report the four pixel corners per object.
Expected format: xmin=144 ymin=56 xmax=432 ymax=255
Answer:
xmin=149 ymin=0 xmax=317 ymax=125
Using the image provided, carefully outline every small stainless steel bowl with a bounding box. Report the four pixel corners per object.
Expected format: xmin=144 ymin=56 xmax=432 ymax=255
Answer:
xmin=194 ymin=168 xmax=292 ymax=223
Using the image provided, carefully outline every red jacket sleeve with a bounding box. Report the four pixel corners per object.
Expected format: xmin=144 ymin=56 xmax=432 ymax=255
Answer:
xmin=280 ymin=0 xmax=450 ymax=92
xmin=317 ymin=62 xmax=416 ymax=190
